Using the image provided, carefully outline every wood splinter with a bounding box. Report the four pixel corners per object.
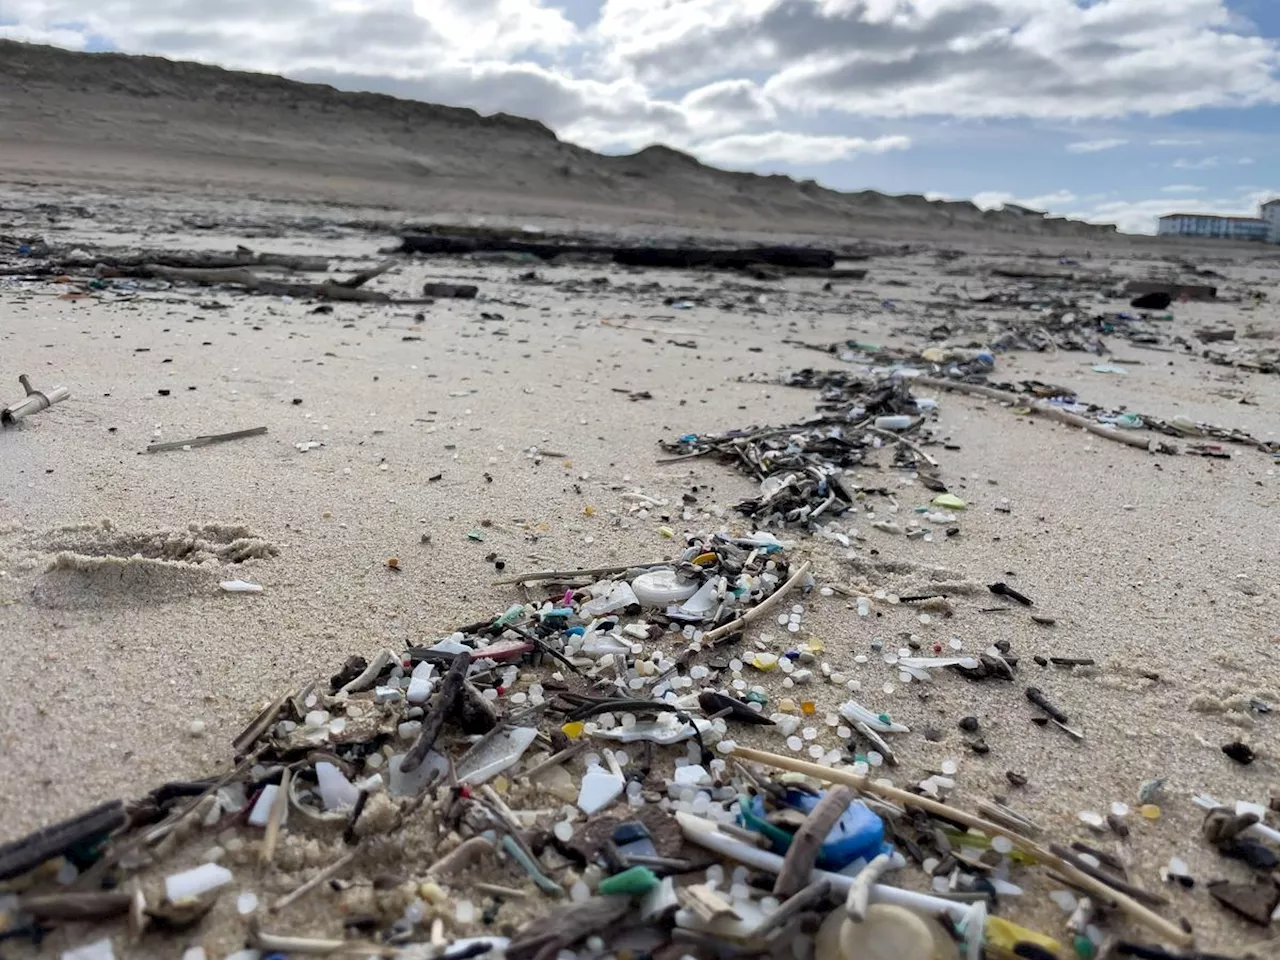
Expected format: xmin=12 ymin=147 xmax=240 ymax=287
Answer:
xmin=772 ymin=784 xmax=856 ymax=900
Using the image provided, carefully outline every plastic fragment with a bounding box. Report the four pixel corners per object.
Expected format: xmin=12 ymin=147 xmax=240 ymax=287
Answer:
xmin=598 ymin=866 xmax=659 ymax=897
xmin=165 ymin=864 xmax=234 ymax=903
xmin=219 ymin=580 xmax=263 ymax=594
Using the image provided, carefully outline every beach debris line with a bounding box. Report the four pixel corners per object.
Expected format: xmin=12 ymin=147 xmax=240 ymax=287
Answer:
xmin=2 ymin=374 xmax=70 ymax=426
xmin=9 ymin=525 xmax=1266 ymax=959
xmin=660 ymin=375 xmax=943 ymax=527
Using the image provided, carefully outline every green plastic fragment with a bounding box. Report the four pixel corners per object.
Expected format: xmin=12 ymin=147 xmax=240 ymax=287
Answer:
xmin=1073 ymin=934 xmax=1096 ymax=960
xmin=467 ymin=529 xmax=486 ymax=542
xmin=878 ymin=713 xmax=891 ymax=725
xmin=598 ymin=866 xmax=659 ymax=897
xmin=932 ymin=493 xmax=967 ymax=510
xmin=493 ymin=604 xmax=525 ymax=628
xmin=744 ymin=690 xmax=768 ymax=706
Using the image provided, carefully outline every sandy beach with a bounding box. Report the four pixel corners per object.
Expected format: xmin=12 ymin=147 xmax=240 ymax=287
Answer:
xmin=1 ymin=41 xmax=1279 ymax=960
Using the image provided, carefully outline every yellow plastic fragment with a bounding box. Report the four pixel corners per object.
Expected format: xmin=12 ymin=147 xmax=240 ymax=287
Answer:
xmin=692 ymin=552 xmax=718 ymax=566
xmin=932 ymin=493 xmax=967 ymax=510
xmin=1140 ymin=804 xmax=1162 ymax=820
xmin=749 ymin=653 xmax=779 ymax=671
xmin=984 ymin=916 xmax=1066 ymax=959
xmin=658 ymin=526 xmax=675 ymax=539
xmin=779 ymin=698 xmax=797 ymax=713
xmin=583 ymin=505 xmax=596 ymax=517
xmin=561 ymin=721 xmax=585 ymax=740
xmin=800 ymin=701 xmax=816 ymax=715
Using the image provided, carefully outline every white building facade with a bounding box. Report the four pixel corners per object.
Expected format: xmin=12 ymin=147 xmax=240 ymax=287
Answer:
xmin=1158 ymin=198 xmax=1280 ymax=243
xmin=1263 ymin=199 xmax=1280 ymax=244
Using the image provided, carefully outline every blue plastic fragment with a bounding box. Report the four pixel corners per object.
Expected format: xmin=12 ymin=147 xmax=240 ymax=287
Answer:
xmin=743 ymin=789 xmax=889 ymax=870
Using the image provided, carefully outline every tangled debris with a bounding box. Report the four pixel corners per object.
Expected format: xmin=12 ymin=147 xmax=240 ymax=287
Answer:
xmin=660 ymin=376 xmax=944 ymax=527
xmin=4 ymin=520 xmax=1273 ymax=960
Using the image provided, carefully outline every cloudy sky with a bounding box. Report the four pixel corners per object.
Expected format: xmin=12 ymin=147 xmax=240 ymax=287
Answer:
xmin=2 ymin=0 xmax=1278 ymax=234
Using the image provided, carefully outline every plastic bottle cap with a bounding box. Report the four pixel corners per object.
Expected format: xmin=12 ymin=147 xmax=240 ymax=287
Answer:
xmin=817 ymin=905 xmax=958 ymax=960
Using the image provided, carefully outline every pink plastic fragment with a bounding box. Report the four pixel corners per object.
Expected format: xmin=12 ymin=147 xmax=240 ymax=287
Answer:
xmin=470 ymin=639 xmax=534 ymax=661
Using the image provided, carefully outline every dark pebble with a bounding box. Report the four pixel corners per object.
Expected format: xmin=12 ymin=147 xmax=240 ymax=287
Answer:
xmin=1006 ymin=771 xmax=1028 ymax=787
xmin=1222 ymin=741 xmax=1255 ymax=765
xmin=967 ymin=738 xmax=990 ymax=755
xmin=959 ymin=716 xmax=980 ymax=733
xmin=923 ymin=727 xmax=943 ymax=743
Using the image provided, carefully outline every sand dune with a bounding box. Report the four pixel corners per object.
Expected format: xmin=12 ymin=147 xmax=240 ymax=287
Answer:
xmin=0 ymin=39 xmax=1118 ymax=238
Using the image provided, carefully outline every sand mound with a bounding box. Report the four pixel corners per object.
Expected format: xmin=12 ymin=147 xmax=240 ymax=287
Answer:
xmin=0 ymin=39 xmax=1119 ymax=240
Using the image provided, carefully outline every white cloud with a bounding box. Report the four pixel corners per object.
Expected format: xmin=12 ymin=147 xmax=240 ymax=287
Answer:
xmin=692 ymin=131 xmax=910 ymax=167
xmin=1151 ymin=137 xmax=1205 ymax=146
xmin=1239 ymin=157 xmax=1256 ymax=165
xmin=1066 ymin=138 xmax=1128 ymax=153
xmin=1160 ymin=184 xmax=1206 ymax=193
xmin=1172 ymin=156 xmax=1221 ymax=169
xmin=972 ymin=188 xmax=1077 ymax=212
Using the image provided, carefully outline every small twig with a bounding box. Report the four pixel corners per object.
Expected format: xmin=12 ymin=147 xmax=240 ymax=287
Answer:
xmin=250 ymin=919 xmax=396 ymax=956
xmin=522 ymin=741 xmax=589 ymax=780
xmin=260 ymin=767 xmax=292 ymax=865
xmin=864 ymin=426 xmax=940 ymax=468
xmin=703 ymin=560 xmax=812 ymax=645
xmin=271 ymin=850 xmax=359 ymax=913
xmin=427 ymin=836 xmax=494 ymax=878
xmin=492 ymin=561 xmax=670 ymax=586
xmin=755 ymin=879 xmax=832 ymax=936
xmin=1026 ymin=686 xmax=1070 ymax=724
xmin=475 ymin=882 xmax=529 ymax=899
xmin=145 ymin=426 xmax=267 ymax=454
xmin=232 ymin=692 xmax=290 ymax=758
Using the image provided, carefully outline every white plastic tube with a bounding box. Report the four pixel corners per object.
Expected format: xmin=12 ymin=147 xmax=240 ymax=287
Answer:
xmin=676 ymin=812 xmax=969 ymax=922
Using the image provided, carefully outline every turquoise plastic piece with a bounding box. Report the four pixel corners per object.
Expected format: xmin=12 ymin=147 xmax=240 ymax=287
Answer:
xmin=741 ymin=789 xmax=888 ymax=870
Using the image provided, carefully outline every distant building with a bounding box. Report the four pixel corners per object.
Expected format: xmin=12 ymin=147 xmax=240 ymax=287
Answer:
xmin=1158 ymin=198 xmax=1280 ymax=243
xmin=1263 ymin=199 xmax=1280 ymax=243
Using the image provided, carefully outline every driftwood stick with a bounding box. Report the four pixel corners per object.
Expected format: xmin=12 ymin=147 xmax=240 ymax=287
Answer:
xmin=145 ymin=264 xmax=393 ymax=303
xmin=0 ymin=800 xmax=125 ymax=882
xmin=18 ymin=891 xmax=132 ymax=922
xmin=773 ymin=785 xmax=856 ymax=899
xmin=703 ymin=561 xmax=812 ymax=644
xmin=401 ymin=652 xmax=470 ymax=772
xmin=732 ymin=746 xmax=1193 ymax=947
xmin=333 ymin=260 xmax=395 ymax=289
xmin=1049 ymin=844 xmax=1167 ymax=907
xmin=754 ymin=879 xmax=832 ymax=936
xmin=915 ymin=376 xmax=1176 ymax=454
xmin=492 ymin=561 xmax=670 ymax=585
xmin=146 ymin=426 xmax=268 ymax=455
